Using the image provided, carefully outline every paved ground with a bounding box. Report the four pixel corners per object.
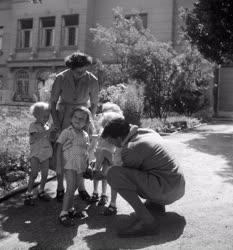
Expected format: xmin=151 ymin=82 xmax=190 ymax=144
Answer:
xmin=0 ymin=121 xmax=233 ymax=250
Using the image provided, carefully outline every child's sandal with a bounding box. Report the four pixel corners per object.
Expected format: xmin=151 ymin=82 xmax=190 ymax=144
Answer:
xmin=103 ymin=205 xmax=117 ymax=216
xmin=59 ymin=214 xmax=75 ymax=227
xmin=90 ymin=193 xmax=99 ymax=203
xmin=97 ymin=195 xmax=108 ymax=206
xmin=68 ymin=209 xmax=87 ymax=219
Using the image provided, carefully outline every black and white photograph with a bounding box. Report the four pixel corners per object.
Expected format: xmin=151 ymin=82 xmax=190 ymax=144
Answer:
xmin=0 ymin=0 xmax=233 ymax=249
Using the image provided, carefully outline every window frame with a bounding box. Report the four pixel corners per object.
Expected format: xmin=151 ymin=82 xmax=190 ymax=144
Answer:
xmin=125 ymin=13 xmax=148 ymax=29
xmin=17 ymin=19 xmax=33 ymax=49
xmin=15 ymin=70 xmax=29 ymax=97
xmin=62 ymin=14 xmax=79 ymax=47
xmin=39 ymin=16 xmax=55 ymax=48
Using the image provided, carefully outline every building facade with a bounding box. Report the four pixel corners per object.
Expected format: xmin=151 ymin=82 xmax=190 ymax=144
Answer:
xmin=0 ymin=0 xmax=196 ymax=105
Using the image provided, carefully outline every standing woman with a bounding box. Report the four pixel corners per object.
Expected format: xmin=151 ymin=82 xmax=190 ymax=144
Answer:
xmin=50 ymin=51 xmax=99 ymax=202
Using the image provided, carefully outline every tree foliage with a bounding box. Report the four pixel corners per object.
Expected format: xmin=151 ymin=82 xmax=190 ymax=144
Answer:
xmin=172 ymin=41 xmax=214 ymax=115
xmin=181 ymin=0 xmax=233 ymax=64
xmin=92 ymin=7 xmax=213 ymax=118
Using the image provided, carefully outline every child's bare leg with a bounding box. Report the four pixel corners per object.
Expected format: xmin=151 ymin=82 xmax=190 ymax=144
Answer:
xmin=93 ymin=180 xmax=99 ymax=194
xmin=27 ymin=157 xmax=40 ymax=193
xmin=78 ymin=177 xmax=85 ymax=191
xmin=57 ymin=171 xmax=64 ymax=191
xmin=61 ymin=170 xmax=77 ymax=212
xmin=101 ymin=164 xmax=109 ymax=196
xmin=76 ymin=174 xmax=86 ymax=207
xmin=101 ymin=180 xmax=107 ymax=196
xmin=55 ymin=143 xmax=64 ymax=192
xmin=78 ymin=177 xmax=91 ymax=202
xmin=39 ymin=159 xmax=49 ymax=192
xmin=110 ymin=188 xmax=118 ymax=207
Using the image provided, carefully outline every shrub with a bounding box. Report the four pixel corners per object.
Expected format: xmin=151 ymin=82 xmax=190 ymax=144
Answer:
xmin=171 ymin=42 xmax=214 ymax=115
xmin=99 ymin=81 xmax=144 ymax=125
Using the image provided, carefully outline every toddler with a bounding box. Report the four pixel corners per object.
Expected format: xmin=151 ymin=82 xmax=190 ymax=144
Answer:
xmin=90 ymin=102 xmax=124 ymax=215
xmin=24 ymin=102 xmax=53 ymax=206
xmin=57 ymin=106 xmax=93 ymax=227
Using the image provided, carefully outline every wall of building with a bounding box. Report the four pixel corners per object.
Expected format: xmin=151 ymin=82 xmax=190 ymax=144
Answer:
xmin=92 ymin=0 xmax=174 ymax=61
xmin=0 ymin=0 xmax=11 ymax=102
xmin=0 ymin=0 xmax=92 ymax=104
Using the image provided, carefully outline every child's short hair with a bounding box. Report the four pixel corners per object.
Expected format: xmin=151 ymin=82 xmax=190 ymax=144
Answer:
xmin=71 ymin=106 xmax=96 ymax=134
xmin=101 ymin=111 xmax=124 ymax=128
xmin=30 ymin=102 xmax=50 ymax=118
xmin=70 ymin=106 xmax=91 ymax=121
xmin=102 ymin=102 xmax=123 ymax=115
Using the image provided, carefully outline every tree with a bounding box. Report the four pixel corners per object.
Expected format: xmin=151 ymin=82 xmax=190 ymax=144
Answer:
xmin=128 ymin=40 xmax=179 ymax=118
xmin=181 ymin=0 xmax=233 ymax=64
xmin=91 ymin=7 xmax=154 ymax=82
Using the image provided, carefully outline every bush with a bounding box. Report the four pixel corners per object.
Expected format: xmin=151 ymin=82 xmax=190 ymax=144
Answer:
xmin=99 ymin=81 xmax=144 ymax=125
xmin=0 ymin=108 xmax=32 ymax=193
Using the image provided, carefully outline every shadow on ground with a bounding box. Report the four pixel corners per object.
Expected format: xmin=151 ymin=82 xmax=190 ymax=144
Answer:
xmin=0 ymin=194 xmax=80 ymax=250
xmin=84 ymin=207 xmax=186 ymax=250
xmin=0 ymin=194 xmax=186 ymax=250
xmin=183 ymin=128 xmax=233 ymax=185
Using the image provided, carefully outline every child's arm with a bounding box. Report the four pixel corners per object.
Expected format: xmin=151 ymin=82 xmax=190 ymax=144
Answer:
xmin=56 ymin=143 xmax=63 ymax=175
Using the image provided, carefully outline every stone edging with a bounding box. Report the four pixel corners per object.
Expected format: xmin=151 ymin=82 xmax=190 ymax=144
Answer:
xmin=0 ymin=175 xmax=56 ymax=203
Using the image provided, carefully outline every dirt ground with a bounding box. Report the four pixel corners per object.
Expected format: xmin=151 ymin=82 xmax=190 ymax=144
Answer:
xmin=0 ymin=120 xmax=233 ymax=250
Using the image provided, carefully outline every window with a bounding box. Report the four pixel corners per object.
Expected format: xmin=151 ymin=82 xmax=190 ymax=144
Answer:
xmin=40 ymin=17 xmax=55 ymax=47
xmin=0 ymin=27 xmax=3 ymax=51
xmin=62 ymin=14 xmax=79 ymax=46
xmin=125 ymin=13 xmax=148 ymax=29
xmin=18 ymin=19 xmax=33 ymax=49
xmin=13 ymin=71 xmax=30 ymax=101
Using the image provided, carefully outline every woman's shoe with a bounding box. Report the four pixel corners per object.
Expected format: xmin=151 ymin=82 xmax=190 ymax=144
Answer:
xmin=97 ymin=195 xmax=108 ymax=206
xmin=68 ymin=209 xmax=88 ymax=219
xmin=24 ymin=193 xmax=35 ymax=206
xmin=103 ymin=204 xmax=117 ymax=216
xmin=56 ymin=189 xmax=65 ymax=202
xmin=59 ymin=213 xmax=75 ymax=227
xmin=79 ymin=190 xmax=91 ymax=203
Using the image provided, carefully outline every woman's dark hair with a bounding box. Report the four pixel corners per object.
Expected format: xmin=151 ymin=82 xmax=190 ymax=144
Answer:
xmin=65 ymin=51 xmax=93 ymax=69
xmin=101 ymin=118 xmax=130 ymax=139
